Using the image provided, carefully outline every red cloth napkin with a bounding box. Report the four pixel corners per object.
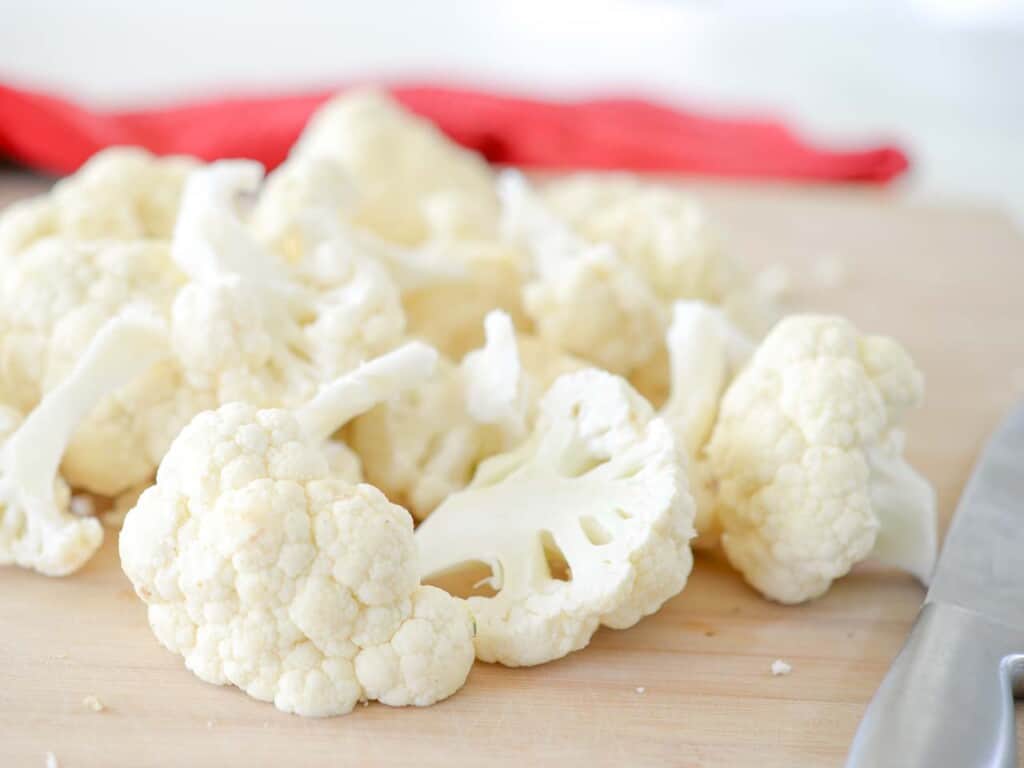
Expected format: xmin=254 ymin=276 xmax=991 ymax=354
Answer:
xmin=0 ymin=82 xmax=908 ymax=182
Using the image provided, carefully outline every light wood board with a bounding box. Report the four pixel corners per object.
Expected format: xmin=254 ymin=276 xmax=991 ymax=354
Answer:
xmin=0 ymin=174 xmax=1022 ymax=767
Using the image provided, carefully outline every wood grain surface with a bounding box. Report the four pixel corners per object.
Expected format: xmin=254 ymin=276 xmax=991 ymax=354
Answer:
xmin=0 ymin=173 xmax=1022 ymax=768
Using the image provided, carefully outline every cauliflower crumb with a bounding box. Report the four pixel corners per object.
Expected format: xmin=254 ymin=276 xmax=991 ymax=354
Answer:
xmin=770 ymin=659 xmax=792 ymax=676
xmin=206 ymin=719 xmax=215 ymax=729
xmin=82 ymin=694 xmax=105 ymax=712
xmin=635 ymin=686 xmax=646 ymax=694
xmin=44 ymin=753 xmax=59 ymax=768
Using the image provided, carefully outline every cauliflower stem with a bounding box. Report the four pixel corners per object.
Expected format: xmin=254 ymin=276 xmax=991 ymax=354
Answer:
xmin=1 ymin=310 xmax=169 ymax=575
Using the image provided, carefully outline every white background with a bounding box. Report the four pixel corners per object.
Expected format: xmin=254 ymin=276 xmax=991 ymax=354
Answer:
xmin=2 ymin=0 xmax=1023 ymax=223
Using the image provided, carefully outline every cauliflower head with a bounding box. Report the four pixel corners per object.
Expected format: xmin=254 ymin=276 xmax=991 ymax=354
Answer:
xmin=499 ymin=171 xmax=664 ymax=376
xmin=706 ymin=314 xmax=937 ymax=603
xmin=416 ymin=369 xmax=695 ymax=666
xmin=291 ymin=89 xmax=497 ymax=245
xmin=0 ymin=148 xmax=197 ymax=258
xmin=119 ymin=402 xmax=475 ymax=716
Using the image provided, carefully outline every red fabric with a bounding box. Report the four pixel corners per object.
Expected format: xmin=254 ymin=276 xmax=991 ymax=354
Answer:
xmin=0 ymin=82 xmax=908 ymax=182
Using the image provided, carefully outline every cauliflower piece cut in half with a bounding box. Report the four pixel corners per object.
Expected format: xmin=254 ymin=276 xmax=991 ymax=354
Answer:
xmin=658 ymin=301 xmax=754 ymax=546
xmin=290 ymin=88 xmax=498 ymax=246
xmin=706 ymin=314 xmax=937 ymax=604
xmin=416 ymin=369 xmax=695 ymax=667
xmin=349 ymin=310 xmax=531 ymax=522
xmin=499 ymin=171 xmax=664 ymax=377
xmin=1 ymin=310 xmax=169 ymax=575
xmin=0 ymin=148 xmax=197 ymax=258
xmin=170 ymin=160 xmax=406 ymax=407
xmin=120 ymin=343 xmax=477 ymax=716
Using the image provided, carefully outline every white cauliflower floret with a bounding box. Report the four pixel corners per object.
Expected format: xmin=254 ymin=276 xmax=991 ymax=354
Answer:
xmin=253 ymin=152 xmax=469 ymax=293
xmin=349 ymin=312 xmax=531 ymax=521
xmin=0 ymin=237 xmax=202 ymax=496
xmin=0 ymin=310 xmax=169 ymax=575
xmin=252 ymin=150 xmax=527 ymax=361
xmin=291 ymin=89 xmax=498 ymax=246
xmin=170 ymin=160 xmax=406 ymax=407
xmin=0 ymin=148 xmax=197 ymax=257
xmin=659 ymin=301 xmax=753 ymax=545
xmin=540 ymin=174 xmax=778 ymax=336
xmin=250 ymin=154 xmax=358 ymax=264
xmin=0 ymin=238 xmax=183 ymax=411
xmin=706 ymin=315 xmax=937 ymax=603
xmin=499 ymin=171 xmax=664 ymax=376
xmin=416 ymin=369 xmax=695 ymax=666
xmin=120 ymin=344 xmax=475 ymax=716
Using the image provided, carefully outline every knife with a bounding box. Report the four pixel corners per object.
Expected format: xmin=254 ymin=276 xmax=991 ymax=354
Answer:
xmin=847 ymin=404 xmax=1024 ymax=768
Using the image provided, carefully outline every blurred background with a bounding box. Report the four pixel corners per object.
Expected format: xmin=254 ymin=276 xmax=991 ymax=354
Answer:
xmin=2 ymin=0 xmax=1023 ymax=222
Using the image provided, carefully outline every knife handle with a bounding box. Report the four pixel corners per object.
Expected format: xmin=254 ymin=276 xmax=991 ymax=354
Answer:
xmin=846 ymin=602 xmax=1023 ymax=768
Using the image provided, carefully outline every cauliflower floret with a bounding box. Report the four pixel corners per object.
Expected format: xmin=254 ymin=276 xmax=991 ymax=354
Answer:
xmin=252 ymin=151 xmax=527 ymax=362
xmin=0 ymin=148 xmax=197 ymax=257
xmin=416 ymin=369 xmax=695 ymax=666
xmin=0 ymin=311 xmax=169 ymax=575
xmin=120 ymin=344 xmax=475 ymax=716
xmin=0 ymin=238 xmax=184 ymax=411
xmin=499 ymin=171 xmax=664 ymax=376
xmin=0 ymin=237 xmax=204 ymax=496
xmin=540 ymin=174 xmax=778 ymax=336
xmin=250 ymin=154 xmax=359 ymax=265
xmin=291 ymin=89 xmax=498 ymax=246
xmin=252 ymin=152 xmax=469 ymax=292
xmin=170 ymin=160 xmax=406 ymax=407
xmin=349 ymin=312 xmax=532 ymax=521
xmin=706 ymin=315 xmax=937 ymax=603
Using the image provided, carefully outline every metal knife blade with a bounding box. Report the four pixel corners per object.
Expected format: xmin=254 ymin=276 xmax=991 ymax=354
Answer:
xmin=927 ymin=402 xmax=1024 ymax=631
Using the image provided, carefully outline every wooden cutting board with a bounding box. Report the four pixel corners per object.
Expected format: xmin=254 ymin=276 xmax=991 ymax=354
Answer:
xmin=1 ymin=174 xmax=1022 ymax=768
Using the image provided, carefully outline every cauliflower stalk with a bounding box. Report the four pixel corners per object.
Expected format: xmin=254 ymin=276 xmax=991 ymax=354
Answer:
xmin=499 ymin=171 xmax=664 ymax=377
xmin=706 ymin=315 xmax=937 ymax=604
xmin=416 ymin=369 xmax=695 ymax=666
xmin=120 ymin=342 xmax=477 ymax=716
xmin=1 ymin=310 xmax=169 ymax=575
xmin=659 ymin=301 xmax=753 ymax=545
